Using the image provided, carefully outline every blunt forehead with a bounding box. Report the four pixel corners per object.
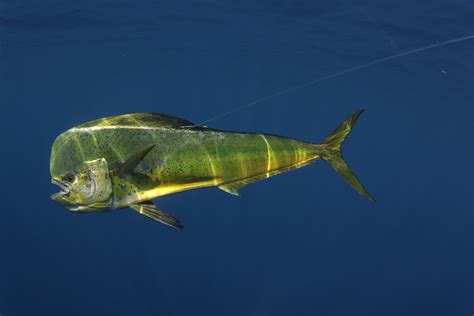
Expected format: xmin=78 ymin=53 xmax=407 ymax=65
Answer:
xmin=50 ymin=125 xmax=162 ymax=177
xmin=50 ymin=113 xmax=197 ymax=178
xmin=50 ymin=130 xmax=98 ymax=178
xmin=50 ymin=125 xmax=164 ymax=177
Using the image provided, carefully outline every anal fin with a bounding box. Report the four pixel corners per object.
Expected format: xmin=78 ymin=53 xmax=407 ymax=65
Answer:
xmin=130 ymin=201 xmax=184 ymax=230
xmin=218 ymin=183 xmax=243 ymax=196
xmin=218 ymin=175 xmax=268 ymax=196
xmin=218 ymin=159 xmax=319 ymax=197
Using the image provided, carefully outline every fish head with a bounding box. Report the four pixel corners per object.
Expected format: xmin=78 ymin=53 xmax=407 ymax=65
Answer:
xmin=51 ymin=158 xmax=112 ymax=206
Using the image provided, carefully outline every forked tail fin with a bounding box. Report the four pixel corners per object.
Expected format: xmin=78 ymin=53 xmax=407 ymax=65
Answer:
xmin=319 ymin=110 xmax=374 ymax=201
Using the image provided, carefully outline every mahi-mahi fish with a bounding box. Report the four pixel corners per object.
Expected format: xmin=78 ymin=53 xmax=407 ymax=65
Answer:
xmin=50 ymin=110 xmax=373 ymax=229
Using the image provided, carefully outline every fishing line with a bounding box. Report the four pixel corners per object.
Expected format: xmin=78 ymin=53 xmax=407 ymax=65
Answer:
xmin=189 ymin=34 xmax=473 ymax=127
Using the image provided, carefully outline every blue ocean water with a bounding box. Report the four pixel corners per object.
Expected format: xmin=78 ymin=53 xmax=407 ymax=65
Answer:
xmin=1 ymin=0 xmax=472 ymax=315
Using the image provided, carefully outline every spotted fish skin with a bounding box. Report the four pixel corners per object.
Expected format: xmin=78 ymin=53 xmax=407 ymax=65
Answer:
xmin=50 ymin=111 xmax=372 ymax=228
xmin=51 ymin=113 xmax=320 ymax=208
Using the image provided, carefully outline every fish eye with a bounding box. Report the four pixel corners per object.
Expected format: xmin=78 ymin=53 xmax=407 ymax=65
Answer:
xmin=63 ymin=172 xmax=77 ymax=183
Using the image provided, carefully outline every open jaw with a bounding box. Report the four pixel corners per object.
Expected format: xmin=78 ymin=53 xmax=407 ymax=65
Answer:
xmin=51 ymin=178 xmax=72 ymax=204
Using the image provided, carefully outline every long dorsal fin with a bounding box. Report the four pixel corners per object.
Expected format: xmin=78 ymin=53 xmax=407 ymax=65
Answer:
xmin=118 ymin=144 xmax=156 ymax=177
xmin=76 ymin=113 xmax=195 ymax=129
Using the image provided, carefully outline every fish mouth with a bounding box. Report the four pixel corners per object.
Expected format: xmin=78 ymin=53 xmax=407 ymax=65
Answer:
xmin=51 ymin=178 xmax=72 ymax=204
xmin=52 ymin=178 xmax=72 ymax=192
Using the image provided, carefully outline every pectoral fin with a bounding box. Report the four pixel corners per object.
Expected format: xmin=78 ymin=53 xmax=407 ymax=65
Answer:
xmin=118 ymin=144 xmax=156 ymax=177
xmin=130 ymin=201 xmax=184 ymax=230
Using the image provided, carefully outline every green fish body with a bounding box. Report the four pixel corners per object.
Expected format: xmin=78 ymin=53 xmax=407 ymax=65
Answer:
xmin=50 ymin=111 xmax=373 ymax=229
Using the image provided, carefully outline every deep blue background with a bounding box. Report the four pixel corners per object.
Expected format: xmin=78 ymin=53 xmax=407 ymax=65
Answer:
xmin=1 ymin=1 xmax=472 ymax=315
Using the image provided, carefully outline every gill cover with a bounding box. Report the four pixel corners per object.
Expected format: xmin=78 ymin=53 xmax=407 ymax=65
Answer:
xmin=79 ymin=158 xmax=112 ymax=203
xmin=53 ymin=158 xmax=112 ymax=206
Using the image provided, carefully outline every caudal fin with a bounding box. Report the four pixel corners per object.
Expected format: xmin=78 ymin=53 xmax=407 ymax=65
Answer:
xmin=319 ymin=110 xmax=374 ymax=201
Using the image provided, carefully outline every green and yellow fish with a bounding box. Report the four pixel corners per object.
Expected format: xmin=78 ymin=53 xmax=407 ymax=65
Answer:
xmin=50 ymin=110 xmax=373 ymax=229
